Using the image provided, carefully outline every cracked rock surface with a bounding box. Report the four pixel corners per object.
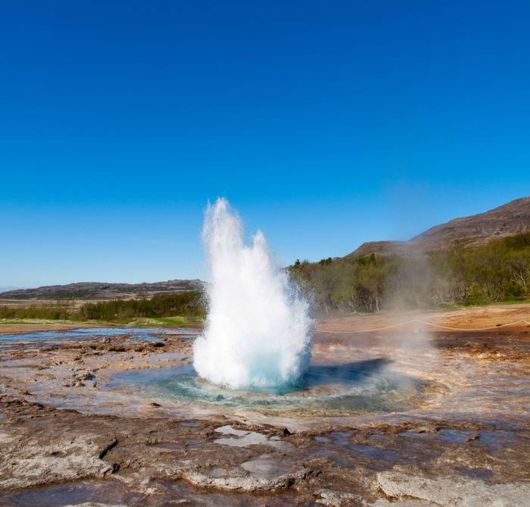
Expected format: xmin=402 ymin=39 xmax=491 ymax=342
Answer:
xmin=1 ymin=318 xmax=529 ymax=506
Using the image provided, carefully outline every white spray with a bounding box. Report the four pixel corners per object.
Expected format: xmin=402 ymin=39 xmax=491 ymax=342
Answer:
xmin=193 ymin=198 xmax=312 ymax=389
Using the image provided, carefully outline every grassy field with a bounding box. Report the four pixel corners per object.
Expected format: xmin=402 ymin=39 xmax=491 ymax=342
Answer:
xmin=0 ymin=315 xmax=203 ymax=335
xmin=0 ymin=315 xmax=202 ymax=327
xmin=124 ymin=315 xmax=203 ymax=327
xmin=0 ymin=291 xmax=205 ymax=326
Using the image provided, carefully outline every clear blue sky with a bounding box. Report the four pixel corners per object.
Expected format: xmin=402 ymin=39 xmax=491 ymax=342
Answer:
xmin=1 ymin=1 xmax=529 ymax=287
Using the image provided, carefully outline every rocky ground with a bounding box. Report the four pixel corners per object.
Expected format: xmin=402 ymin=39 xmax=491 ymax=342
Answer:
xmin=0 ymin=306 xmax=529 ymax=506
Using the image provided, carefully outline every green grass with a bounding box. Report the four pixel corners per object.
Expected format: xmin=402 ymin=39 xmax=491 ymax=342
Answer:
xmin=0 ymin=318 xmax=84 ymax=326
xmin=495 ymin=298 xmax=530 ymax=305
xmin=125 ymin=315 xmax=203 ymax=327
xmin=0 ymin=315 xmax=203 ymax=328
xmin=460 ymin=297 xmax=530 ymax=308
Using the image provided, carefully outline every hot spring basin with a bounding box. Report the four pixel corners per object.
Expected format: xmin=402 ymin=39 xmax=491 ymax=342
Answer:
xmin=108 ymin=358 xmax=428 ymax=415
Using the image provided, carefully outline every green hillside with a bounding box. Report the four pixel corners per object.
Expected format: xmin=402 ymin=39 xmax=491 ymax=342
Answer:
xmin=290 ymin=232 xmax=530 ymax=313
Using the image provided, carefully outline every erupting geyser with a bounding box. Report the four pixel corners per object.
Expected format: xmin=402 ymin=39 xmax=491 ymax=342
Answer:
xmin=193 ymin=198 xmax=313 ymax=390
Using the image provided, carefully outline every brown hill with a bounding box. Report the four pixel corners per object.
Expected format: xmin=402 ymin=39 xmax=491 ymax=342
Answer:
xmin=347 ymin=196 xmax=530 ymax=258
xmin=0 ymin=279 xmax=204 ymax=300
xmin=346 ymin=241 xmax=408 ymax=258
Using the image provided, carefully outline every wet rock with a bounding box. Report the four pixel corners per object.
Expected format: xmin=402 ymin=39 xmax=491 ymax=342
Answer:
xmin=372 ymin=501 xmax=435 ymax=507
xmin=1 ymin=322 xmax=529 ymax=505
xmin=375 ymin=471 xmax=530 ymax=506
xmin=214 ymin=425 xmax=294 ymax=451
xmin=182 ymin=461 xmax=312 ymax=492
xmin=0 ymin=431 xmax=14 ymax=444
xmin=64 ymin=504 xmax=128 ymax=507
xmin=0 ymin=434 xmax=117 ymax=489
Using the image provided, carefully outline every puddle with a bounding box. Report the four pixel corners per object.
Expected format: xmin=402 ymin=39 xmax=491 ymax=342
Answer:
xmin=0 ymin=479 xmax=146 ymax=506
xmin=438 ymin=429 xmax=478 ymax=443
xmin=0 ymin=327 xmax=199 ymax=344
xmin=477 ymin=430 xmax=518 ymax=452
xmin=314 ymin=431 xmax=352 ymax=447
xmin=214 ymin=425 xmax=293 ymax=451
xmin=240 ymin=454 xmax=294 ymax=479
xmin=400 ymin=428 xmax=518 ymax=452
xmin=350 ymin=443 xmax=405 ymax=462
xmin=0 ymin=478 xmax=296 ymax=506
xmin=308 ymin=446 xmax=353 ymax=467
xmin=315 ymin=433 xmax=406 ymax=460
xmin=160 ymin=479 xmax=297 ymax=506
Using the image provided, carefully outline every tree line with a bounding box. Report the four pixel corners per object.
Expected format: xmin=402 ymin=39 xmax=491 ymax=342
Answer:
xmin=2 ymin=234 xmax=529 ymax=321
xmin=289 ymin=232 xmax=530 ymax=314
xmin=0 ymin=290 xmax=205 ymax=322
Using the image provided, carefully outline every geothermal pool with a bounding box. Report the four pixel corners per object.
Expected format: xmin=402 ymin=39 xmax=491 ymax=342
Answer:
xmin=154 ymin=198 xmax=426 ymax=416
xmin=109 ymin=358 xmax=427 ymax=414
xmin=18 ymin=200 xmax=431 ymax=418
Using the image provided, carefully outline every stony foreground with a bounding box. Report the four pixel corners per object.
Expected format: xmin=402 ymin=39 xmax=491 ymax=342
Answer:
xmin=0 ymin=308 xmax=529 ymax=506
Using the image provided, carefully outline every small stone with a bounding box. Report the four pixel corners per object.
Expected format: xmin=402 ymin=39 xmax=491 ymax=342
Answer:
xmin=317 ymin=489 xmax=360 ymax=506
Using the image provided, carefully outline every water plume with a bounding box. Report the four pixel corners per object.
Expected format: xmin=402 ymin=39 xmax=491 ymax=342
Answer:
xmin=193 ymin=198 xmax=312 ymax=390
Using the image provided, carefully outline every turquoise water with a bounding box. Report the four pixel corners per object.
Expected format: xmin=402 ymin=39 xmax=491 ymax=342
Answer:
xmin=109 ymin=358 xmax=425 ymax=413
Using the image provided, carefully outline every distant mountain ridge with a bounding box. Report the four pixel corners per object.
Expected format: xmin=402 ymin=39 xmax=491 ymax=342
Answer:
xmin=5 ymin=198 xmax=529 ymax=298
xmin=346 ymin=196 xmax=530 ymax=258
xmin=0 ymin=286 xmax=22 ymax=293
xmin=0 ymin=279 xmax=204 ymax=300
